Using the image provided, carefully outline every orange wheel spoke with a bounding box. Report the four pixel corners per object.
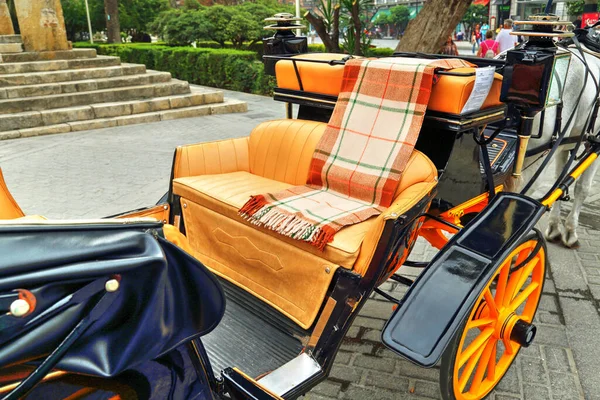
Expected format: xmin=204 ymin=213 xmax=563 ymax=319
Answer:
xmin=458 ymin=335 xmax=488 ymax=392
xmin=458 ymin=328 xmax=493 ymax=369
xmin=495 ymin=260 xmax=510 ymax=306
xmin=503 ymin=269 xmax=523 ymax=307
xmin=483 ymin=289 xmax=499 ymax=318
xmin=469 ymin=340 xmax=496 ymax=394
xmin=510 ymin=282 xmax=540 ymax=311
xmin=513 ymin=257 xmax=539 ymax=297
xmin=487 ymin=340 xmax=497 ymax=381
xmin=503 ymin=335 xmax=518 ymax=355
xmin=466 ymin=317 xmax=495 ymax=330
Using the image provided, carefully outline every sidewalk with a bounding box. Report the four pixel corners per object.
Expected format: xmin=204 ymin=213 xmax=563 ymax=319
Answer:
xmin=1 ymin=87 xmax=598 ymax=399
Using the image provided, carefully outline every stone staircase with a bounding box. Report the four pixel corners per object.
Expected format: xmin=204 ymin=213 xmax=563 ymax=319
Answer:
xmin=0 ymin=38 xmax=247 ymax=140
xmin=0 ymin=35 xmax=23 ymax=54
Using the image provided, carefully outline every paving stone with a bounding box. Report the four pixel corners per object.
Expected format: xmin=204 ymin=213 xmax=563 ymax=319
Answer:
xmin=345 ymin=326 xmax=360 ymax=339
xmin=339 ymin=341 xmax=373 ymax=354
xmin=362 ymin=329 xmax=382 ymax=342
xmin=520 ymin=344 xmax=542 ymax=359
xmin=548 ymin=372 xmax=584 ymax=400
xmin=310 ymin=380 xmax=342 ymax=398
xmin=364 ymin=371 xmax=409 ymax=392
xmin=494 ymin=364 xmax=521 ymax=394
xmin=329 ymin=364 xmax=363 ymax=383
xmin=352 ymin=316 xmax=386 ymax=330
xmin=342 ymin=384 xmax=395 ymax=400
xmin=534 ymin=324 xmax=569 ymax=346
xmin=396 ymin=359 xmax=440 ymax=381
xmin=303 ymin=394 xmax=336 ymax=400
xmin=412 ymin=379 xmax=441 ymax=399
xmin=543 ymin=346 xmax=575 ymax=373
xmin=520 ymin=356 xmax=548 ymax=385
xmin=353 ymin=355 xmax=395 ymax=373
xmin=538 ymin=294 xmax=559 ymax=313
xmin=359 ymin=300 xmax=394 ymax=320
xmin=494 ymin=395 xmax=522 ymax=400
xmin=523 ymin=384 xmax=551 ymax=400
xmin=333 ymin=350 xmax=352 ymax=365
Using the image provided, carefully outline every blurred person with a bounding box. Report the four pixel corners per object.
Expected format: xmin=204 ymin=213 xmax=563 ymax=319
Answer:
xmin=478 ymin=30 xmax=499 ymax=58
xmin=472 ymin=24 xmax=481 ymax=54
xmin=481 ymin=22 xmax=489 ymax=37
xmin=496 ymin=19 xmax=518 ymax=52
xmin=440 ymin=35 xmax=459 ymax=55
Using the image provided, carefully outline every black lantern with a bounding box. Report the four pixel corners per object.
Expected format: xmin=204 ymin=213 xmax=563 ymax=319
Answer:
xmin=262 ymin=13 xmax=308 ymax=76
xmin=500 ymin=15 xmax=572 ymax=111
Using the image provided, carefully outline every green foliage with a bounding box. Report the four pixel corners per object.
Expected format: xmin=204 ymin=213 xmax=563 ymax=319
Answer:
xmin=461 ymin=4 xmax=488 ymax=27
xmin=60 ymin=0 xmax=105 ymax=40
xmin=373 ymin=13 xmax=390 ymax=27
xmin=118 ymin=0 xmax=169 ymax=35
xmin=389 ymin=5 xmax=410 ymax=32
xmin=73 ymin=43 xmax=275 ymax=94
xmin=151 ymin=0 xmax=292 ymax=48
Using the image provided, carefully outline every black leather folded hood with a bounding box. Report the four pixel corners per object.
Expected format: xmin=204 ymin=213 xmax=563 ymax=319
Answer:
xmin=0 ymin=221 xmax=225 ymax=377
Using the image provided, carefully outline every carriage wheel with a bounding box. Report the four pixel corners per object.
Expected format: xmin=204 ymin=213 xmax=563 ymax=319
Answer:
xmin=439 ymin=233 xmax=546 ymax=400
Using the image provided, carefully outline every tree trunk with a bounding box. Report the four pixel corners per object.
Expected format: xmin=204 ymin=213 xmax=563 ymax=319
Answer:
xmin=104 ymin=0 xmax=121 ymax=44
xmin=351 ymin=1 xmax=362 ymax=56
xmin=305 ymin=7 xmax=341 ymax=53
xmin=395 ymin=0 xmax=471 ymax=53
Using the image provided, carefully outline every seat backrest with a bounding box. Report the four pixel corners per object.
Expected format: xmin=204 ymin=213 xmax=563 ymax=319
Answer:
xmin=248 ymin=119 xmax=326 ymax=185
xmin=0 ymin=169 xmax=24 ymax=219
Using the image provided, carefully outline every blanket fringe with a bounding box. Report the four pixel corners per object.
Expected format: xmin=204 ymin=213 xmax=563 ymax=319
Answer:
xmin=239 ymin=196 xmax=335 ymax=251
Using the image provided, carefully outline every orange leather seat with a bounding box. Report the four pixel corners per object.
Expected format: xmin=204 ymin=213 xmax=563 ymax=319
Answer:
xmin=276 ymin=54 xmax=503 ymax=114
xmin=171 ymin=119 xmax=437 ymax=329
xmin=0 ymin=169 xmax=25 ymax=220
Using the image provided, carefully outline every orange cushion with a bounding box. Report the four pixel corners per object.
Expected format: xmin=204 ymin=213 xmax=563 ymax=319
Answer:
xmin=275 ymin=54 xmax=503 ymax=114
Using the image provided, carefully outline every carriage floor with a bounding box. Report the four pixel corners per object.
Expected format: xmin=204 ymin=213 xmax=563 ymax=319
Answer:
xmin=202 ymin=278 xmax=308 ymax=378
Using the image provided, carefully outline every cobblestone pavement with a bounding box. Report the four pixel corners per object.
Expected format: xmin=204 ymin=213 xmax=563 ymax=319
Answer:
xmin=1 ymin=88 xmax=598 ymax=399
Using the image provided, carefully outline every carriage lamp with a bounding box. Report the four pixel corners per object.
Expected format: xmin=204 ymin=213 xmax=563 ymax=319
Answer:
xmin=262 ymin=13 xmax=308 ymax=76
xmin=499 ymin=14 xmax=573 ymax=178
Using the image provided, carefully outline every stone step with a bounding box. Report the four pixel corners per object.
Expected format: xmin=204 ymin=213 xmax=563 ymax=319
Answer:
xmin=0 ymin=48 xmax=97 ymax=63
xmin=0 ymin=43 xmax=23 ymax=53
xmin=0 ymin=87 xmax=224 ymax=132
xmin=0 ymin=64 xmax=146 ymax=87
xmin=0 ymin=35 xmax=22 ymax=44
xmin=0 ymin=55 xmax=121 ymax=75
xmin=0 ymin=99 xmax=247 ymax=140
xmin=0 ymin=70 xmax=172 ymax=99
xmin=0 ymin=79 xmax=190 ymax=115
xmin=0 ymin=88 xmax=225 ymax=132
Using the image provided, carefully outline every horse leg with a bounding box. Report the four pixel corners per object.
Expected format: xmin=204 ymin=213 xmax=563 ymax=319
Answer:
xmin=545 ymin=151 xmax=569 ymax=242
xmin=563 ymin=161 xmax=600 ymax=248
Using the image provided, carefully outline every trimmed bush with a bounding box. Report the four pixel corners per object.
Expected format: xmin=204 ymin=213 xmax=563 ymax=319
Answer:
xmin=74 ymin=42 xmax=275 ymax=95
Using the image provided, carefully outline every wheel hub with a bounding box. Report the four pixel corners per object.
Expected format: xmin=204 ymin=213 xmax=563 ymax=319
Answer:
xmin=494 ymin=309 xmax=536 ymax=348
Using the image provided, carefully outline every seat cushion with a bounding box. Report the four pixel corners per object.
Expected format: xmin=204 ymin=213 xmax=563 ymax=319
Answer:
xmin=275 ymin=54 xmax=503 ymax=114
xmin=173 ymin=171 xmax=374 ymax=269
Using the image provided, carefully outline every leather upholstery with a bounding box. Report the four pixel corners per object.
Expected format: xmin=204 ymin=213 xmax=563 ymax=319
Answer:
xmin=427 ymin=67 xmax=504 ymax=114
xmin=0 ymin=169 xmax=24 ymax=219
xmin=276 ymin=53 xmax=351 ymax=97
xmin=274 ymin=55 xmax=504 ymax=114
xmin=173 ymin=137 xmax=250 ymax=179
xmin=0 ymin=222 xmax=225 ymax=378
xmin=172 ymin=119 xmax=437 ymax=328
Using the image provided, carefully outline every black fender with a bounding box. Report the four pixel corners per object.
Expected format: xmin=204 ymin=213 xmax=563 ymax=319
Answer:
xmin=381 ymin=192 xmax=546 ymax=367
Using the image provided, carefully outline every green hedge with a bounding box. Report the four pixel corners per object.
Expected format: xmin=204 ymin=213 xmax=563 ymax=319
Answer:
xmin=74 ymin=42 xmax=274 ymax=94
xmin=73 ymin=42 xmax=394 ymax=95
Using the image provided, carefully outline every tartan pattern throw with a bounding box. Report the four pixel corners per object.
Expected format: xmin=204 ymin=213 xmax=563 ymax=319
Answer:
xmin=240 ymin=57 xmax=472 ymax=249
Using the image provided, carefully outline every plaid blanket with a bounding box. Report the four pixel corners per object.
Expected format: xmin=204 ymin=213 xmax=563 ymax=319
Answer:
xmin=240 ymin=57 xmax=471 ymax=250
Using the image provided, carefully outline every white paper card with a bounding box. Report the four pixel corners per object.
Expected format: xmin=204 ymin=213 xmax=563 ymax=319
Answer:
xmin=460 ymin=66 xmax=496 ymax=114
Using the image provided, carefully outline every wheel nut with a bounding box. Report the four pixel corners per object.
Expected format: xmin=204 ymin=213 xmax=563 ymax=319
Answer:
xmin=510 ymin=319 xmax=536 ymax=347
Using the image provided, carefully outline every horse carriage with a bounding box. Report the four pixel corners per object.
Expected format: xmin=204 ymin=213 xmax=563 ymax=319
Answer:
xmin=1 ymin=8 xmax=599 ymax=400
